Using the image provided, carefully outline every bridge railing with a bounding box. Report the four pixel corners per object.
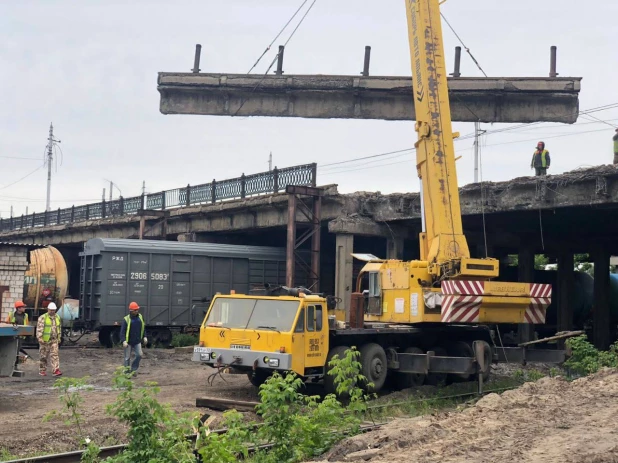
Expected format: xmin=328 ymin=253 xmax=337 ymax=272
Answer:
xmin=0 ymin=163 xmax=316 ymax=232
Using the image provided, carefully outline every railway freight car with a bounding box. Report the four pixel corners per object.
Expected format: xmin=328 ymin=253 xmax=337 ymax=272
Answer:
xmin=80 ymin=238 xmax=307 ymax=347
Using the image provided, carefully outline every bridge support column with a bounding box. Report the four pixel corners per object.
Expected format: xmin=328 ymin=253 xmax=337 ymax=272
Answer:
xmin=557 ymin=251 xmax=574 ymax=348
xmin=386 ymin=236 xmax=404 ymax=260
xmin=593 ymin=247 xmax=611 ymax=350
xmin=335 ymin=234 xmax=354 ymax=321
xmin=517 ymin=246 xmax=535 ymax=343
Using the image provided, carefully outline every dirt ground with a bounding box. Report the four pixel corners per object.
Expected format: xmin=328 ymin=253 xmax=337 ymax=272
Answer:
xmin=317 ymin=368 xmax=618 ymax=463
xmin=0 ymin=343 xmax=258 ymax=458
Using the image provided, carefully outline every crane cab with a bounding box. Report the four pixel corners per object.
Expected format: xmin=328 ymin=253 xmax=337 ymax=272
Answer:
xmin=192 ymin=293 xmax=330 ymax=380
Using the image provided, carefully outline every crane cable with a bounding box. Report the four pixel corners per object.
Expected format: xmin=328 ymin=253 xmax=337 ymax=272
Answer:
xmin=440 ymin=12 xmax=488 ymax=77
xmin=233 ymin=0 xmax=319 ymax=117
xmin=247 ymin=0 xmax=310 ymax=74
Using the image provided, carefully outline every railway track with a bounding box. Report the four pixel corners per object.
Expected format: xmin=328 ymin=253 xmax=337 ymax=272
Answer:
xmin=4 ymin=423 xmax=383 ymax=463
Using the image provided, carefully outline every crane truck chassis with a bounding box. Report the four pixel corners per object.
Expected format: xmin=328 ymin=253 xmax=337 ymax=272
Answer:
xmin=192 ymin=285 xmax=567 ymax=394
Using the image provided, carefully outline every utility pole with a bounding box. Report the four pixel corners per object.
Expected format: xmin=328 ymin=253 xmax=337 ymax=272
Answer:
xmin=109 ymin=181 xmax=113 ymax=201
xmin=10 ymin=206 xmax=13 ymax=218
xmin=142 ymin=181 xmax=146 ymax=195
xmin=45 ymin=123 xmax=60 ymax=211
xmin=268 ymin=152 xmax=273 ymax=172
xmin=102 ymin=188 xmax=106 ymax=201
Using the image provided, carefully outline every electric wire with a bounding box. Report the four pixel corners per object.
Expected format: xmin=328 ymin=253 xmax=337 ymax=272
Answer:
xmin=0 ymin=164 xmax=45 ymax=190
xmin=233 ymin=0 xmax=319 ymax=117
xmin=247 ymin=0 xmax=310 ymax=74
xmin=316 ymin=112 xmax=618 ymax=174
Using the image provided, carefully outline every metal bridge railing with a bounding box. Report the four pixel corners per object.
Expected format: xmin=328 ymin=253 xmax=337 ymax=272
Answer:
xmin=0 ymin=163 xmax=317 ymax=232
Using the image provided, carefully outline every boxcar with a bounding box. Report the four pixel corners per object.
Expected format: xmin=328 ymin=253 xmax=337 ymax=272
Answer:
xmin=80 ymin=238 xmax=306 ymax=346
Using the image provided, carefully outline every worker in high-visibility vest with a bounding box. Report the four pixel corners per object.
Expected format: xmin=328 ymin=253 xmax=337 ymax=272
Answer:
xmin=531 ymin=141 xmax=551 ymax=176
xmin=613 ymin=129 xmax=618 ymax=165
xmin=36 ymin=302 xmax=62 ymax=377
xmin=119 ymin=302 xmax=148 ymax=375
xmin=6 ymin=300 xmax=31 ymax=367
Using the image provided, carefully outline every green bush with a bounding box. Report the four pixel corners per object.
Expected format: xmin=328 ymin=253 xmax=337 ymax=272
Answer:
xmin=565 ymin=334 xmax=618 ymax=376
xmin=171 ymin=333 xmax=199 ymax=347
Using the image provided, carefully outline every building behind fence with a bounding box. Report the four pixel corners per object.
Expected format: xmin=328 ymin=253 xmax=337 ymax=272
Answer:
xmin=0 ymin=163 xmax=317 ymax=232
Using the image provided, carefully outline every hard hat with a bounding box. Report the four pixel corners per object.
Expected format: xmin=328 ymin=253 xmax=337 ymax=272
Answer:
xmin=14 ymin=301 xmax=25 ymax=309
xmin=129 ymin=302 xmax=140 ymax=310
xmin=47 ymin=302 xmax=57 ymax=311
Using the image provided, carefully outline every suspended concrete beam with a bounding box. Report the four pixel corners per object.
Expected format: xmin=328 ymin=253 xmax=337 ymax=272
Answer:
xmin=157 ymin=73 xmax=581 ymax=124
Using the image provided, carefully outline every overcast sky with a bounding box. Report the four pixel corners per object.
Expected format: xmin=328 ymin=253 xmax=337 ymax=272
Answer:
xmin=1 ymin=0 xmax=616 ymax=218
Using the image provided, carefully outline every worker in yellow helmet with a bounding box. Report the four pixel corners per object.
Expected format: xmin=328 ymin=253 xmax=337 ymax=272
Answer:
xmin=120 ymin=302 xmax=147 ymax=375
xmin=531 ymin=141 xmax=550 ymax=176
xmin=37 ymin=302 xmax=62 ymax=377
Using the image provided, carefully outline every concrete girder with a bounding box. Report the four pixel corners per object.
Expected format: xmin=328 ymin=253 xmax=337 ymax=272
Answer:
xmin=157 ymin=73 xmax=581 ymax=124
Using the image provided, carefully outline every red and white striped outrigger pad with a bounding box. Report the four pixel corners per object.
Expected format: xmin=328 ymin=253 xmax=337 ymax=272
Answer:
xmin=439 ymin=281 xmax=552 ymax=324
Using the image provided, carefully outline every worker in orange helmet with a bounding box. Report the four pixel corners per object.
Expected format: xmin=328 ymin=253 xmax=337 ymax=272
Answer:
xmin=530 ymin=141 xmax=550 ymax=176
xmin=119 ymin=302 xmax=147 ymax=375
xmin=6 ymin=301 xmax=31 ymax=368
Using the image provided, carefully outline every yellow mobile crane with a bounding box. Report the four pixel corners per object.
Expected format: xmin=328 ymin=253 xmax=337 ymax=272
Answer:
xmin=192 ymin=0 xmax=562 ymax=392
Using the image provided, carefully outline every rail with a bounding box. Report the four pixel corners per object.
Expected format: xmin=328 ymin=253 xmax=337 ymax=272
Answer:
xmin=0 ymin=163 xmax=317 ymax=232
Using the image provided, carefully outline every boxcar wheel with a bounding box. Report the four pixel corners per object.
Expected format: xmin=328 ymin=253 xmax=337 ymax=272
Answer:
xmin=360 ymin=343 xmax=388 ymax=392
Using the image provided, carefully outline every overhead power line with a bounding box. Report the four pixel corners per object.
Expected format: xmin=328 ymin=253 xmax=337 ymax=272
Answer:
xmin=0 ymin=164 xmax=45 ymax=191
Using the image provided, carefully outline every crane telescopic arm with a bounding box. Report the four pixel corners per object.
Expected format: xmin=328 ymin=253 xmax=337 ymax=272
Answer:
xmin=404 ymin=0 xmax=498 ymax=281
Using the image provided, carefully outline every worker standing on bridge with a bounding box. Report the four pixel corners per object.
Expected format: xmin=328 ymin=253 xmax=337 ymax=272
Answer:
xmin=6 ymin=300 xmax=30 ymax=368
xmin=37 ymin=302 xmax=62 ymax=377
xmin=613 ymin=129 xmax=618 ymax=165
xmin=531 ymin=141 xmax=550 ymax=176
xmin=120 ymin=302 xmax=147 ymax=375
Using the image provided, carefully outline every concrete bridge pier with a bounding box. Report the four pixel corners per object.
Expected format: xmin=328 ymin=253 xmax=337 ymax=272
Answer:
xmin=555 ymin=250 xmax=574 ymax=348
xmin=335 ymin=234 xmax=354 ymax=320
xmin=593 ymin=246 xmax=611 ymax=350
xmin=517 ymin=245 xmax=535 ymax=343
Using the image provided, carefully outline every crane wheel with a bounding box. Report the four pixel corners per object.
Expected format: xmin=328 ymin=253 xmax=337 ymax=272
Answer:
xmin=324 ymin=345 xmax=352 ymax=396
xmin=360 ymin=343 xmax=388 ymax=393
xmin=394 ymin=346 xmax=426 ymax=389
xmin=447 ymin=341 xmax=475 ymax=382
xmin=425 ymin=346 xmax=448 ymax=386
xmin=247 ymin=369 xmax=270 ymax=388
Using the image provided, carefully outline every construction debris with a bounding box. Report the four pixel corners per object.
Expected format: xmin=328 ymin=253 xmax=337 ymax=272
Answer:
xmin=316 ymin=368 xmax=618 ymax=463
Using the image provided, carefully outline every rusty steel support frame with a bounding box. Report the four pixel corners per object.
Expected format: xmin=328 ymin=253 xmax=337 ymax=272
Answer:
xmin=286 ymin=185 xmax=322 ymax=291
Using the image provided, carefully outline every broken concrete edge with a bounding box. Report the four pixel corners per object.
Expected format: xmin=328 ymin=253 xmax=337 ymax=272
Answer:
xmin=157 ymin=73 xmax=582 ymax=93
xmin=2 ymin=165 xmax=617 ymax=243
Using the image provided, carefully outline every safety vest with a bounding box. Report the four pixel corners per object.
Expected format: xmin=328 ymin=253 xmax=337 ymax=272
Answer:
xmin=8 ymin=311 xmax=29 ymax=325
xmin=614 ymin=139 xmax=618 ymax=154
xmin=535 ymin=149 xmax=549 ymax=168
xmin=124 ymin=314 xmax=145 ymax=342
xmin=41 ymin=313 xmax=61 ymax=342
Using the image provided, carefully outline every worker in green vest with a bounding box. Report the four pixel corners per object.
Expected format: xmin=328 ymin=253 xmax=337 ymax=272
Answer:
xmin=6 ymin=300 xmax=31 ymax=368
xmin=613 ymin=129 xmax=618 ymax=164
xmin=119 ymin=302 xmax=148 ymax=375
xmin=36 ymin=302 xmax=62 ymax=377
xmin=531 ymin=141 xmax=550 ymax=176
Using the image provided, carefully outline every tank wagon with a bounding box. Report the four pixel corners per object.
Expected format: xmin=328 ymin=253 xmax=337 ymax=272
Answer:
xmin=79 ymin=238 xmax=307 ymax=347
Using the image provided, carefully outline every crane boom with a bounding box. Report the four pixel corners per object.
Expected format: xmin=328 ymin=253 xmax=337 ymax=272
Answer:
xmin=405 ymin=0 xmax=498 ymax=280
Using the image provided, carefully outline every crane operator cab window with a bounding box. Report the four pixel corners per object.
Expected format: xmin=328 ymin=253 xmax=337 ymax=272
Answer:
xmin=367 ymin=272 xmax=382 ymax=315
